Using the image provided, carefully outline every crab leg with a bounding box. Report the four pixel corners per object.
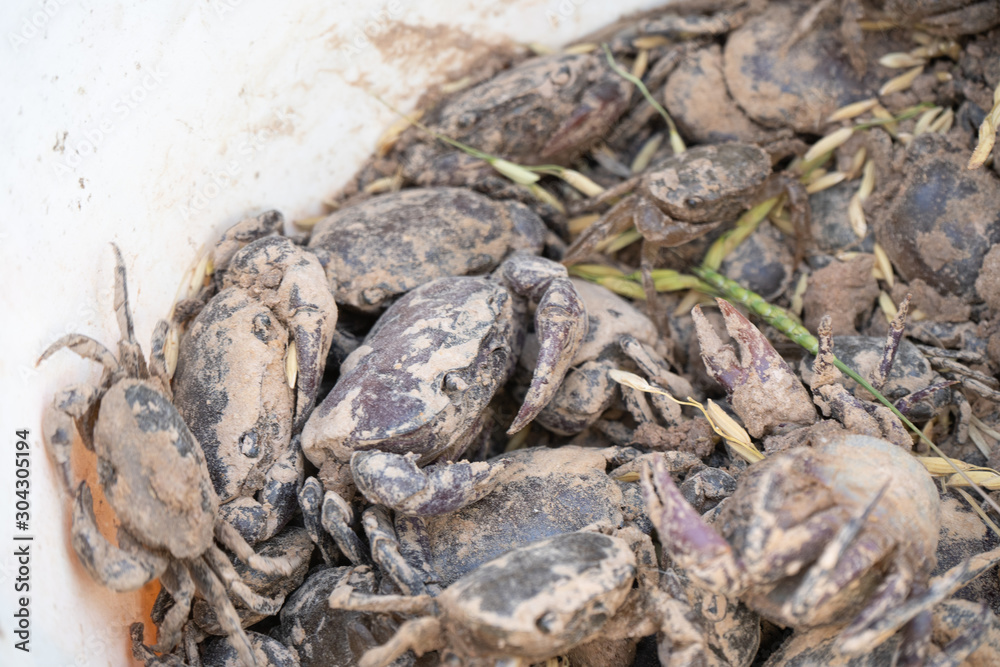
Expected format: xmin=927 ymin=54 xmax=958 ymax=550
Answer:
xmin=297 ymin=477 xmax=341 ymax=566
xmin=321 ymin=488 xmax=371 ymax=566
xmin=71 ymin=482 xmax=169 ymax=592
xmin=204 ymin=545 xmax=285 ymax=615
xmin=561 ymin=196 xmax=637 ymax=266
xmin=783 ymin=483 xmax=894 ymax=622
xmin=152 ymin=561 xmax=197 ymax=654
xmin=110 ymin=243 xmax=150 ymax=380
xmin=364 ymin=507 xmax=434 ymax=597
xmin=41 ymin=385 xmax=102 ymax=489
xmin=214 ymin=520 xmax=294 ymax=577
xmin=641 ymin=454 xmax=746 ymax=594
xmin=498 ymin=254 xmax=588 ymax=434
xmin=186 ymin=558 xmax=257 ymax=667
xmin=351 ymin=450 xmax=510 ymax=516
xmin=357 ymin=617 xmax=443 ymax=667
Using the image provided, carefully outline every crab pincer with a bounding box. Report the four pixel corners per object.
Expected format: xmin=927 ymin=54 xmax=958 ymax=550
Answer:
xmin=692 ymin=298 xmax=815 ymax=437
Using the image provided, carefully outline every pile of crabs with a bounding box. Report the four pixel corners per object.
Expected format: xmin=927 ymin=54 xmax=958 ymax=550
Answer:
xmin=40 ymin=1 xmax=1000 ymax=666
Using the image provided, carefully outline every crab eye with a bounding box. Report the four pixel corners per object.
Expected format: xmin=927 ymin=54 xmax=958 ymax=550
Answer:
xmin=549 ymin=65 xmax=572 ymax=87
xmin=685 ymin=196 xmax=704 ymax=209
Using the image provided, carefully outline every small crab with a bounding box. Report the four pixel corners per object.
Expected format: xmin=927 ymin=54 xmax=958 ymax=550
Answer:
xmin=347 ymin=51 xmax=632 ymax=199
xmin=38 ymin=246 xmax=293 ymax=667
xmin=643 ymin=433 xmax=952 ymax=660
xmin=173 ymin=235 xmax=335 ymax=544
xmin=307 ymin=187 xmax=545 ymax=313
xmin=349 ymin=446 xmax=687 ymax=592
xmin=807 ymin=311 xmax=972 ymax=448
xmin=300 ymin=252 xmax=587 ymax=517
xmin=329 ymin=529 xmax=711 ymax=667
xmin=562 ymin=143 xmax=807 ymax=281
xmin=521 ymin=278 xmax=695 ymax=436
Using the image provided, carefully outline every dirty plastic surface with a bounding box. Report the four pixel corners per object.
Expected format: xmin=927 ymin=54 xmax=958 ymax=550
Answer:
xmin=0 ymin=1 xmax=671 ymax=664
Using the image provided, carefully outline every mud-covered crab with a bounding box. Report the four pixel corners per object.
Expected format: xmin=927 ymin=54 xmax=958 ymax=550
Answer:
xmin=349 ymin=446 xmax=677 ymax=592
xmin=562 ymin=143 xmax=807 ymax=289
xmin=300 ymin=252 xmax=586 ymax=517
xmin=807 ymin=312 xmax=972 ymax=448
xmin=307 ymin=187 xmax=546 ymax=313
xmin=345 ymin=51 xmax=632 ymax=199
xmin=761 ymin=598 xmax=1000 ymax=666
xmin=643 ymin=434 xmax=951 ymax=660
xmin=38 ymin=246 xmax=293 ymax=667
xmin=173 ymin=236 xmax=335 ymax=544
xmin=329 ymin=529 xmax=710 ymax=667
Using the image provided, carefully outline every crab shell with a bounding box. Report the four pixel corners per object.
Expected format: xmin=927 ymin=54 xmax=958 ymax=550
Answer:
xmin=641 ymin=143 xmax=771 ymax=224
xmin=393 ymin=446 xmax=637 ymax=587
xmin=93 ymin=379 xmax=219 ymax=560
xmin=302 ymin=276 xmax=515 ymax=471
xmin=436 ymin=531 xmax=636 ymax=660
xmin=722 ymin=435 xmax=940 ymax=627
xmin=308 ymin=187 xmax=545 ymax=312
xmin=411 ymin=51 xmax=632 ymax=167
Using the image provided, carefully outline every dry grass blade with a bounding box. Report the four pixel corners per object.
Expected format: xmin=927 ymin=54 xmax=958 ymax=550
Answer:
xmin=972 ymin=414 xmax=1000 ymax=442
xmin=848 ymin=192 xmax=867 ymax=238
xmin=602 ymin=43 xmax=686 ymax=154
xmin=285 ymin=340 xmax=298 ymax=389
xmin=558 ymin=169 xmax=605 ymax=197
xmin=568 ymin=213 xmax=601 ymax=236
xmin=608 ymin=370 xmax=764 ymax=462
xmin=527 ymin=183 xmax=565 ymax=213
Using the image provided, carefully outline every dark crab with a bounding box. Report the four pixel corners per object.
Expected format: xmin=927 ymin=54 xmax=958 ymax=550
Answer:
xmin=307 ymin=187 xmax=546 ymax=313
xmin=275 ymin=566 xmax=412 ymax=667
xmin=346 ymin=51 xmax=632 ymax=199
xmin=299 ymin=252 xmax=587 ymax=558
xmin=349 ymin=446 xmax=669 ymax=592
xmin=37 ymin=246 xmax=293 ymax=667
xmin=329 ymin=529 xmax=711 ymax=667
xmin=562 ymin=143 xmax=807 ymax=290
xmin=643 ymin=434 xmax=954 ymax=661
xmin=172 ymin=235 xmax=335 ymax=545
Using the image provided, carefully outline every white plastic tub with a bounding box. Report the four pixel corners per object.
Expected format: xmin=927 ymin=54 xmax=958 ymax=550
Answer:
xmin=1 ymin=1 xmax=670 ymax=664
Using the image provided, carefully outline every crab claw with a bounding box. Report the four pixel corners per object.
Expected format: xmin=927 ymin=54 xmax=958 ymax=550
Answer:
xmin=499 ymin=254 xmax=588 ymax=434
xmin=351 ymin=450 xmax=512 ymax=516
xmin=692 ymin=299 xmax=815 ymax=437
xmin=641 ymin=454 xmax=746 ymax=594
